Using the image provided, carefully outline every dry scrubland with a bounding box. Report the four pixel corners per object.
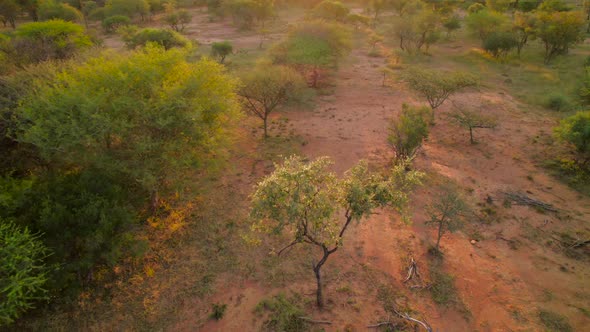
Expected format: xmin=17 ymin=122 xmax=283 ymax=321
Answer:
xmin=1 ymin=0 xmax=590 ymax=331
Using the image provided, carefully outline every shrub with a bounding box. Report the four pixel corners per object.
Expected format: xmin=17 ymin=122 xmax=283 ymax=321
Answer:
xmin=310 ymin=0 xmax=350 ymax=22
xmin=538 ymin=310 xmax=573 ymax=332
xmin=12 ymin=20 xmax=92 ymax=64
xmin=255 ymin=294 xmax=308 ymax=332
xmin=466 ymin=9 xmax=509 ymax=41
xmin=210 ymin=303 xmax=227 ymax=320
xmin=38 ymin=0 xmax=83 ymax=22
xmin=387 ymin=103 xmax=432 ymax=162
xmin=105 ymin=0 xmax=149 ymax=21
xmin=482 ymin=31 xmax=518 ymax=58
xmin=467 ymin=2 xmax=484 ymax=13
xmin=164 ymin=9 xmax=192 ymax=32
xmin=402 ymin=67 xmax=478 ymax=109
xmin=102 ymin=15 xmax=131 ymax=33
xmin=554 ymin=111 xmax=590 ymax=167
xmin=211 ymin=40 xmax=233 ymax=63
xmin=545 ymin=93 xmax=571 ymax=111
xmin=0 ymin=221 xmax=50 ymax=326
xmin=125 ymin=28 xmax=190 ymax=49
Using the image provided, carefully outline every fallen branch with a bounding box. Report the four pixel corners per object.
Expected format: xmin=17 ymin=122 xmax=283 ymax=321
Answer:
xmin=503 ymin=192 xmax=558 ymax=212
xmin=299 ymin=317 xmax=332 ymax=325
xmin=393 ymin=309 xmax=433 ymax=332
xmin=367 ymin=321 xmax=396 ymax=328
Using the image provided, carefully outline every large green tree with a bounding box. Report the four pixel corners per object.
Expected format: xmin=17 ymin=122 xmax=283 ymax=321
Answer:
xmin=17 ymin=45 xmax=241 ymax=209
xmin=535 ymin=10 xmax=585 ymax=63
xmin=250 ymin=156 xmax=422 ymax=308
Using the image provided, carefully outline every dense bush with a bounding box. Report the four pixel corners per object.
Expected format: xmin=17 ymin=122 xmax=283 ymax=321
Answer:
xmin=554 ymin=111 xmax=590 ymax=167
xmin=310 ymin=0 xmax=350 ymax=22
xmin=482 ymin=31 xmax=518 ymax=58
xmin=0 ymin=220 xmax=50 ymax=326
xmin=211 ymin=40 xmax=233 ymax=63
xmin=387 ymin=103 xmax=432 ymax=162
xmin=102 ymin=14 xmax=131 ymax=33
xmin=124 ymin=28 xmax=190 ymax=49
xmin=38 ymin=0 xmax=83 ymax=22
xmin=545 ymin=93 xmax=572 ymax=111
xmin=12 ymin=20 xmax=92 ymax=64
xmin=164 ymin=9 xmax=192 ymax=32
xmin=105 ymin=0 xmax=150 ymax=21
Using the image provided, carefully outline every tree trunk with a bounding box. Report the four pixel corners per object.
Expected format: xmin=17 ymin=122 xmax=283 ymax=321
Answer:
xmin=312 ymin=246 xmax=333 ymax=308
xmin=469 ymin=126 xmax=474 ymax=144
xmin=263 ymin=115 xmax=268 ymax=138
xmin=436 ymin=221 xmax=443 ymax=251
xmin=150 ymin=189 xmax=160 ymax=214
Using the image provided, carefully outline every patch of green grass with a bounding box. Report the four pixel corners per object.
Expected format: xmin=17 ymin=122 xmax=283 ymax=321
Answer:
xmin=428 ymin=264 xmax=471 ymax=319
xmin=255 ymin=293 xmax=308 ymax=332
xmin=210 ymin=303 xmax=227 ymax=320
xmin=543 ymin=159 xmax=590 ymax=197
xmin=538 ymin=310 xmax=572 ymax=332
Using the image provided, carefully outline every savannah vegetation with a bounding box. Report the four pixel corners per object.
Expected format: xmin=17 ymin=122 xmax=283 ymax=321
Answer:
xmin=1 ymin=0 xmax=589 ymax=330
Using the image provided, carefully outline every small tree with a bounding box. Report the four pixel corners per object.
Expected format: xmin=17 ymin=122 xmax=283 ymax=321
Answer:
xmin=0 ymin=221 xmax=50 ymax=325
xmin=442 ymin=14 xmax=461 ymax=38
xmin=38 ymin=0 xmax=83 ymax=22
xmin=512 ymin=11 xmax=537 ymax=56
xmin=164 ymin=9 xmax=192 ymax=32
xmin=466 ymin=9 xmax=509 ymax=42
xmin=483 ymin=31 xmax=519 ymax=58
xmin=0 ymin=0 xmax=19 ymax=28
xmin=124 ymin=28 xmax=190 ymax=49
xmin=426 ymin=185 xmax=468 ymax=253
xmin=105 ymin=0 xmax=150 ymax=21
xmin=310 ymin=0 xmax=350 ymax=22
xmin=211 ymin=41 xmax=233 ymax=63
xmin=535 ymin=10 xmax=585 ymax=64
xmin=554 ymin=111 xmax=590 ymax=167
xmin=250 ymin=156 xmax=422 ymax=308
xmin=387 ymin=103 xmax=432 ymax=162
xmin=448 ymin=107 xmax=497 ymax=144
xmin=403 ymin=67 xmax=477 ymax=109
xmin=239 ymin=66 xmax=305 ymax=138
xmin=102 ymin=15 xmax=131 ymax=33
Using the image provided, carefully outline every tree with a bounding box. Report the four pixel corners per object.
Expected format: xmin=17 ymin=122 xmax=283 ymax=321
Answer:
xmin=512 ymin=11 xmax=537 ymax=56
xmin=310 ymin=0 xmax=350 ymax=22
xmin=538 ymin=0 xmax=571 ymax=12
xmin=16 ymin=45 xmax=240 ymax=209
xmin=0 ymin=220 xmax=50 ymax=326
xmin=12 ymin=19 xmax=92 ymax=64
xmin=105 ymin=0 xmax=149 ymax=21
xmin=211 ymin=40 xmax=233 ymax=63
xmin=442 ymin=14 xmax=461 ymax=38
xmin=403 ymin=67 xmax=477 ymax=109
xmin=448 ymin=107 xmax=497 ymax=144
xmin=250 ymin=156 xmax=422 ymax=308
xmin=228 ymin=0 xmax=257 ymax=29
xmin=38 ymin=0 xmax=83 ymax=22
xmin=426 ymin=184 xmax=468 ymax=253
xmin=164 ymin=9 xmax=192 ymax=32
xmin=102 ymin=14 xmax=131 ymax=33
xmin=393 ymin=8 xmax=440 ymax=53
xmin=16 ymin=0 xmax=39 ymax=21
xmin=466 ymin=9 xmax=509 ymax=42
xmin=269 ymin=21 xmax=351 ymax=87
xmin=387 ymin=103 xmax=431 ymax=162
xmin=124 ymin=28 xmax=190 ymax=49
xmin=482 ymin=31 xmax=519 ymax=58
xmin=0 ymin=0 xmax=19 ymax=28
xmin=535 ymin=10 xmax=585 ymax=64
xmin=554 ymin=111 xmax=590 ymax=167
xmin=239 ymin=66 xmax=305 ymax=138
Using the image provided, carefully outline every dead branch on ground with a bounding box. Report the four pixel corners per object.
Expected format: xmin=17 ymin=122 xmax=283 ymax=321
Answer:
xmin=503 ymin=192 xmax=558 ymax=212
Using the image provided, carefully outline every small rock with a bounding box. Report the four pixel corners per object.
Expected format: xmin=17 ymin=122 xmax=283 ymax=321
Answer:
xmin=470 ymin=240 xmax=477 ymax=245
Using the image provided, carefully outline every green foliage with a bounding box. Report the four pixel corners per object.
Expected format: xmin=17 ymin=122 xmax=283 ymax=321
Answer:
xmin=402 ymin=67 xmax=478 ymax=109
xmin=210 ymin=303 xmax=227 ymax=320
xmin=580 ymin=67 xmax=590 ymax=105
xmin=250 ymin=156 xmax=422 ymax=306
xmin=442 ymin=14 xmax=461 ymax=37
xmin=545 ymin=93 xmax=572 ymax=112
xmin=102 ymin=14 xmax=131 ymax=33
xmin=124 ymin=28 xmax=190 ymax=49
xmin=554 ymin=111 xmax=590 ymax=166
xmin=536 ymin=10 xmax=585 ymax=64
xmin=105 ymin=0 xmax=150 ymax=20
xmin=426 ymin=184 xmax=468 ymax=251
xmin=239 ymin=65 xmax=306 ymax=137
xmin=13 ymin=19 xmax=92 ymax=63
xmin=270 ymin=20 xmax=350 ymax=87
xmin=211 ymin=40 xmax=233 ymax=63
xmin=538 ymin=310 xmax=573 ymax=332
xmin=483 ymin=31 xmax=518 ymax=58
xmin=0 ymin=221 xmax=50 ymax=326
xmin=516 ymin=0 xmax=541 ymax=12
xmin=466 ymin=9 xmax=509 ymax=41
xmin=467 ymin=2 xmax=484 ymax=13
xmin=164 ymin=9 xmax=192 ymax=32
xmin=310 ymin=0 xmax=350 ymax=22
xmin=0 ymin=0 xmax=20 ymax=28
xmin=387 ymin=103 xmax=431 ymax=162
xmin=448 ymin=107 xmax=497 ymax=144
xmin=13 ymin=170 xmax=135 ymax=292
xmin=538 ymin=0 xmax=571 ymax=12
xmin=429 ymin=268 xmax=460 ymax=306
xmin=255 ymin=294 xmax=307 ymax=332
xmin=393 ymin=8 xmax=441 ymax=53
xmin=38 ymin=0 xmax=83 ymax=22
xmin=227 ymin=0 xmax=273 ymax=29
xmin=17 ymin=45 xmax=240 ymax=196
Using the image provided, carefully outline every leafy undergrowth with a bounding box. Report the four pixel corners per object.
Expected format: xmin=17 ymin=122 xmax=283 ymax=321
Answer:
xmin=538 ymin=309 xmax=573 ymax=332
xmin=255 ymin=293 xmax=308 ymax=332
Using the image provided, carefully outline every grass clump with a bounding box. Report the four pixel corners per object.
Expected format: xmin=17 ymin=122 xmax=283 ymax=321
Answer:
xmin=210 ymin=303 xmax=227 ymax=320
xmin=255 ymin=293 xmax=307 ymax=332
xmin=538 ymin=310 xmax=572 ymax=332
xmin=545 ymin=93 xmax=572 ymax=112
